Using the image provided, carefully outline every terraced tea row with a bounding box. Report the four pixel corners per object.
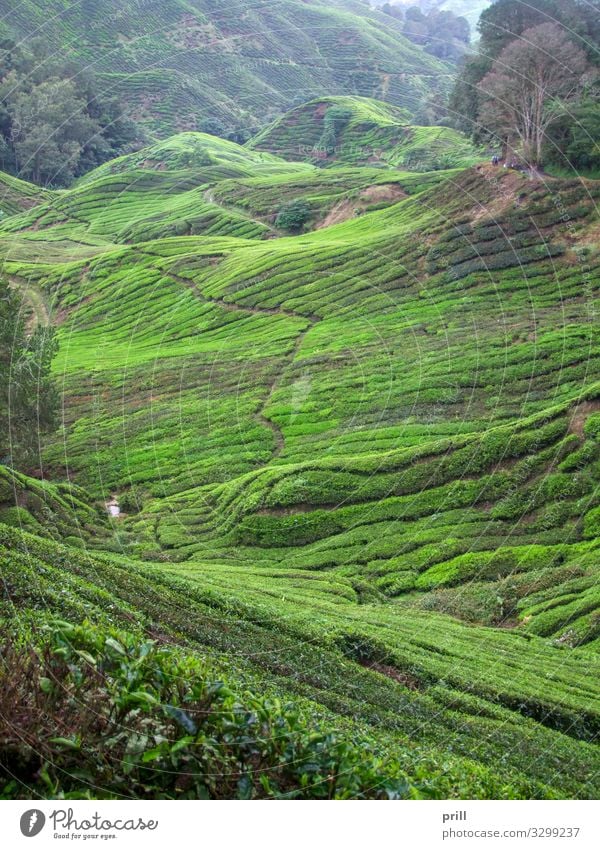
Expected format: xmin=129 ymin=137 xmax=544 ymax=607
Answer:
xmin=0 ymin=1 xmax=453 ymax=134
xmin=1 ymin=131 xmax=599 ymax=799
xmin=250 ymin=96 xmax=483 ymax=170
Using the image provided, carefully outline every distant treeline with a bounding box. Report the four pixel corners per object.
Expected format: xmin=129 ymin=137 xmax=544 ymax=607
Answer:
xmin=378 ymin=3 xmax=471 ymax=61
xmin=450 ymin=0 xmax=600 ymax=169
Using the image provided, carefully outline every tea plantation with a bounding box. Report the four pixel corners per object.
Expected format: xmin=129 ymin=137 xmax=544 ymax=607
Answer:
xmin=1 ymin=122 xmax=599 ymax=799
xmin=249 ymin=96 xmax=483 ymax=170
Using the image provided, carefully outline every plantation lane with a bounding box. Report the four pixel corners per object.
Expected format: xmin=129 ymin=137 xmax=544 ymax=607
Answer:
xmin=8 ymin=278 xmax=50 ymax=331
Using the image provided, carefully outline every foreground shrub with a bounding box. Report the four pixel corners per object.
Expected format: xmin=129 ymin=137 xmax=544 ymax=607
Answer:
xmin=0 ymin=619 xmax=414 ymax=799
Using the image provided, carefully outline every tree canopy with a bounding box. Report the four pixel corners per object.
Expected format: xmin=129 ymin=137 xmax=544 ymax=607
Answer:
xmin=276 ymin=199 xmax=311 ymax=232
xmin=0 ymin=280 xmax=59 ymax=468
xmin=449 ymin=0 xmax=599 ymax=168
xmin=379 ymin=3 xmax=470 ymax=62
xmin=478 ymin=22 xmax=589 ymax=165
xmin=0 ymin=38 xmax=139 ymax=186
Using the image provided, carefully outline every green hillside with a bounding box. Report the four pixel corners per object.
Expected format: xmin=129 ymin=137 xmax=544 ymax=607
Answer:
xmin=0 ymin=0 xmax=452 ymax=136
xmin=436 ymin=0 xmax=490 ymax=30
xmin=1 ymin=113 xmax=600 ymax=798
xmin=249 ymin=96 xmax=483 ymax=169
xmin=0 ymin=132 xmax=455 ymax=244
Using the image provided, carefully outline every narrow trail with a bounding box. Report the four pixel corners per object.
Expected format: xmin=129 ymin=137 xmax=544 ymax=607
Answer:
xmin=202 ymin=188 xmax=278 ymax=235
xmin=138 ymin=248 xmax=320 ymax=461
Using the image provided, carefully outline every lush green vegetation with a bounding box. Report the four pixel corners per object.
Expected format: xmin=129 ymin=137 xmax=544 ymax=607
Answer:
xmin=0 ymin=90 xmax=599 ymax=799
xmin=1 ymin=617 xmax=421 ymax=799
xmin=378 ymin=3 xmax=471 ymax=63
xmin=2 ymin=523 xmax=600 ymax=800
xmin=450 ymin=0 xmax=600 ymax=171
xmin=0 ymin=36 xmax=139 ymax=186
xmin=0 ymin=0 xmax=452 ymax=140
xmin=0 ymin=277 xmax=58 ymax=466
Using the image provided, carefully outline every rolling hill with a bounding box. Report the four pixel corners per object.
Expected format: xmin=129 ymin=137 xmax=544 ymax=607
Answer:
xmin=248 ymin=96 xmax=483 ymax=169
xmin=1 ymin=120 xmax=600 ymax=798
xmin=0 ymin=0 xmax=453 ymax=136
xmin=0 ymin=171 xmax=51 ymax=217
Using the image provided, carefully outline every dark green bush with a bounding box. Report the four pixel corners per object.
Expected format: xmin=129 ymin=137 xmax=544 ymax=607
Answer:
xmin=0 ymin=619 xmax=414 ymax=800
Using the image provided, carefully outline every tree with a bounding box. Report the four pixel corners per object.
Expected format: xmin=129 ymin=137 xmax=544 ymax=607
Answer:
xmin=544 ymin=95 xmax=600 ymax=171
xmin=0 ymin=39 xmax=140 ymax=186
xmin=198 ymin=117 xmax=226 ymax=137
xmin=565 ymin=98 xmax=600 ymax=170
xmin=477 ymin=0 xmax=563 ymax=58
xmin=276 ymin=199 xmax=311 ymax=232
xmin=477 ymin=23 xmax=589 ymax=165
xmin=0 ymin=280 xmax=59 ymax=468
xmin=424 ymin=11 xmax=470 ymax=62
xmin=397 ymin=6 xmax=470 ymax=62
xmin=449 ymin=53 xmax=493 ymax=136
xmin=449 ymin=0 xmax=599 ymax=138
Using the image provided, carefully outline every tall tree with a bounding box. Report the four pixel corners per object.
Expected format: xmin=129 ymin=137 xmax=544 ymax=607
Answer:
xmin=477 ymin=22 xmax=589 ymax=165
xmin=0 ymin=280 xmax=59 ymax=468
xmin=0 ymin=39 xmax=140 ymax=186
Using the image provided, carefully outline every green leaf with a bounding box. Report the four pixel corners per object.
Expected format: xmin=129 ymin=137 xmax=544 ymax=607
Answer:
xmin=49 ymin=737 xmax=81 ymax=750
xmin=75 ymin=650 xmax=97 ymax=665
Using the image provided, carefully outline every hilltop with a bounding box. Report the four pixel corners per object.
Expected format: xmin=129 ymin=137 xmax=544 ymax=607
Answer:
xmin=249 ymin=96 xmax=483 ymax=169
xmin=1 ymin=124 xmax=600 ymax=798
xmin=0 ymin=131 xmax=457 ymax=244
xmin=0 ymin=0 xmax=452 ymax=136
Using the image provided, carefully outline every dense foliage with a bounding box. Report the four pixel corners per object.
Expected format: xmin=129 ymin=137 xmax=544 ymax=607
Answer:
xmin=379 ymin=3 xmax=470 ymax=62
xmin=449 ymin=0 xmax=600 ymax=169
xmin=276 ymin=199 xmax=312 ymax=231
xmin=0 ymin=619 xmax=415 ymax=799
xmin=477 ymin=23 xmax=589 ymax=165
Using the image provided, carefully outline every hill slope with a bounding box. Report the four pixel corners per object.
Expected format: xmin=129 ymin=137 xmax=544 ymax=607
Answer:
xmin=0 ymin=132 xmax=455 ymax=243
xmin=1 ymin=142 xmax=600 ymax=798
xmin=0 ymin=0 xmax=452 ymax=136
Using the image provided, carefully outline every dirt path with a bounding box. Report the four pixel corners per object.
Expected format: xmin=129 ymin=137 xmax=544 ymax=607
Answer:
xmin=254 ymin=316 xmax=317 ymax=460
xmin=569 ymin=399 xmax=600 ymax=437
